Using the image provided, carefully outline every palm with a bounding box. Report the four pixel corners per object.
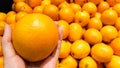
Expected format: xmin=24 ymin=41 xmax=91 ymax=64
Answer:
xmin=2 ymin=24 xmax=62 ymax=68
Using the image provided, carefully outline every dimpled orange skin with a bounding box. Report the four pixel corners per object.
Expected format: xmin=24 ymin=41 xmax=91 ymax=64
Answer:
xmin=12 ymin=13 xmax=59 ymax=62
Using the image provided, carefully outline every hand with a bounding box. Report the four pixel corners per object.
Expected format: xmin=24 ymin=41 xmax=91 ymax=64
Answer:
xmin=2 ymin=24 xmax=62 ymax=68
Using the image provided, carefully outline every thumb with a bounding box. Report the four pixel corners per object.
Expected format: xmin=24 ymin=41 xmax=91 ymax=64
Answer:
xmin=2 ymin=24 xmax=16 ymax=58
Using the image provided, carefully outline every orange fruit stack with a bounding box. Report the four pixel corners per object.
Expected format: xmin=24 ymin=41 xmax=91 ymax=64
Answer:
xmin=1 ymin=0 xmax=120 ymax=68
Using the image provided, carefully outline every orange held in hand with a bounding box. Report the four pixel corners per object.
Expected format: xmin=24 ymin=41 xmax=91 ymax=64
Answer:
xmin=12 ymin=13 xmax=59 ymax=62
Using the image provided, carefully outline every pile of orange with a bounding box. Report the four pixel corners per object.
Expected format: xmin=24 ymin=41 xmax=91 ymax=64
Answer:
xmin=0 ymin=0 xmax=120 ymax=68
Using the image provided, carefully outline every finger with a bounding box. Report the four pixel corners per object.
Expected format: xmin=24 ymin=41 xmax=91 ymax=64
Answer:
xmin=51 ymin=21 xmax=62 ymax=58
xmin=58 ymin=26 xmax=63 ymax=41
xmin=2 ymin=24 xmax=16 ymax=58
xmin=54 ymin=21 xmax=58 ymax=26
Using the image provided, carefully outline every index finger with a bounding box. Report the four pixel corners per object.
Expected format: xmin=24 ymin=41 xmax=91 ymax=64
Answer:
xmin=2 ymin=24 xmax=16 ymax=58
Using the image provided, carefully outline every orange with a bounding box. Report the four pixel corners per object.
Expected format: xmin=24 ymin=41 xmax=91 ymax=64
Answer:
xmin=79 ymin=56 xmax=97 ymax=68
xmin=43 ymin=4 xmax=59 ymax=21
xmin=60 ymin=55 xmax=77 ymax=68
xmin=82 ymin=2 xmax=97 ymax=14
xmin=87 ymin=17 xmax=103 ymax=30
xmin=109 ymin=38 xmax=120 ymax=56
xmin=7 ymin=11 xmax=16 ymax=16
xmin=69 ymin=3 xmax=81 ymax=13
xmin=0 ymin=46 xmax=2 ymax=57
xmin=25 ymin=0 xmax=41 ymax=8
xmin=113 ymin=3 xmax=120 ymax=16
xmin=0 ymin=12 xmax=6 ymax=21
xmin=68 ymin=23 xmax=83 ymax=42
xmin=12 ymin=3 xmax=16 ymax=11
xmin=0 ymin=21 xmax=6 ymax=36
xmin=87 ymin=0 xmax=103 ymax=5
xmin=84 ymin=28 xmax=102 ymax=45
xmin=100 ymin=25 xmax=118 ymax=43
xmin=57 ymin=64 xmax=68 ymax=68
xmin=15 ymin=11 xmax=28 ymax=21
xmin=74 ymin=0 xmax=87 ymax=6
xmin=74 ymin=11 xmax=90 ymax=27
xmin=51 ymin=0 xmax=65 ymax=6
xmin=66 ymin=40 xmax=72 ymax=47
xmin=12 ymin=13 xmax=59 ymax=62
xmin=59 ymin=7 xmax=74 ymax=23
xmin=98 ymin=1 xmax=110 ymax=13
xmin=0 ymin=36 xmax=2 ymax=56
xmin=115 ymin=17 xmax=120 ymax=30
xmin=0 ymin=57 xmax=3 ymax=68
xmin=33 ymin=5 xmax=44 ymax=13
xmin=6 ymin=13 xmax=16 ymax=24
xmin=91 ymin=43 xmax=113 ymax=62
xmin=56 ymin=60 xmax=59 ymax=68
xmin=15 ymin=1 xmax=32 ymax=13
xmin=94 ymin=12 xmax=101 ymax=18
xmin=71 ymin=40 xmax=90 ymax=59
xmin=101 ymin=9 xmax=118 ymax=25
xmin=106 ymin=0 xmax=120 ymax=6
xmin=41 ymin=0 xmax=51 ymax=6
xmin=58 ymin=1 xmax=69 ymax=9
xmin=58 ymin=20 xmax=69 ymax=39
xmin=105 ymin=55 xmax=120 ymax=68
xmin=59 ymin=40 xmax=70 ymax=58
xmin=13 ymin=0 xmax=25 ymax=2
